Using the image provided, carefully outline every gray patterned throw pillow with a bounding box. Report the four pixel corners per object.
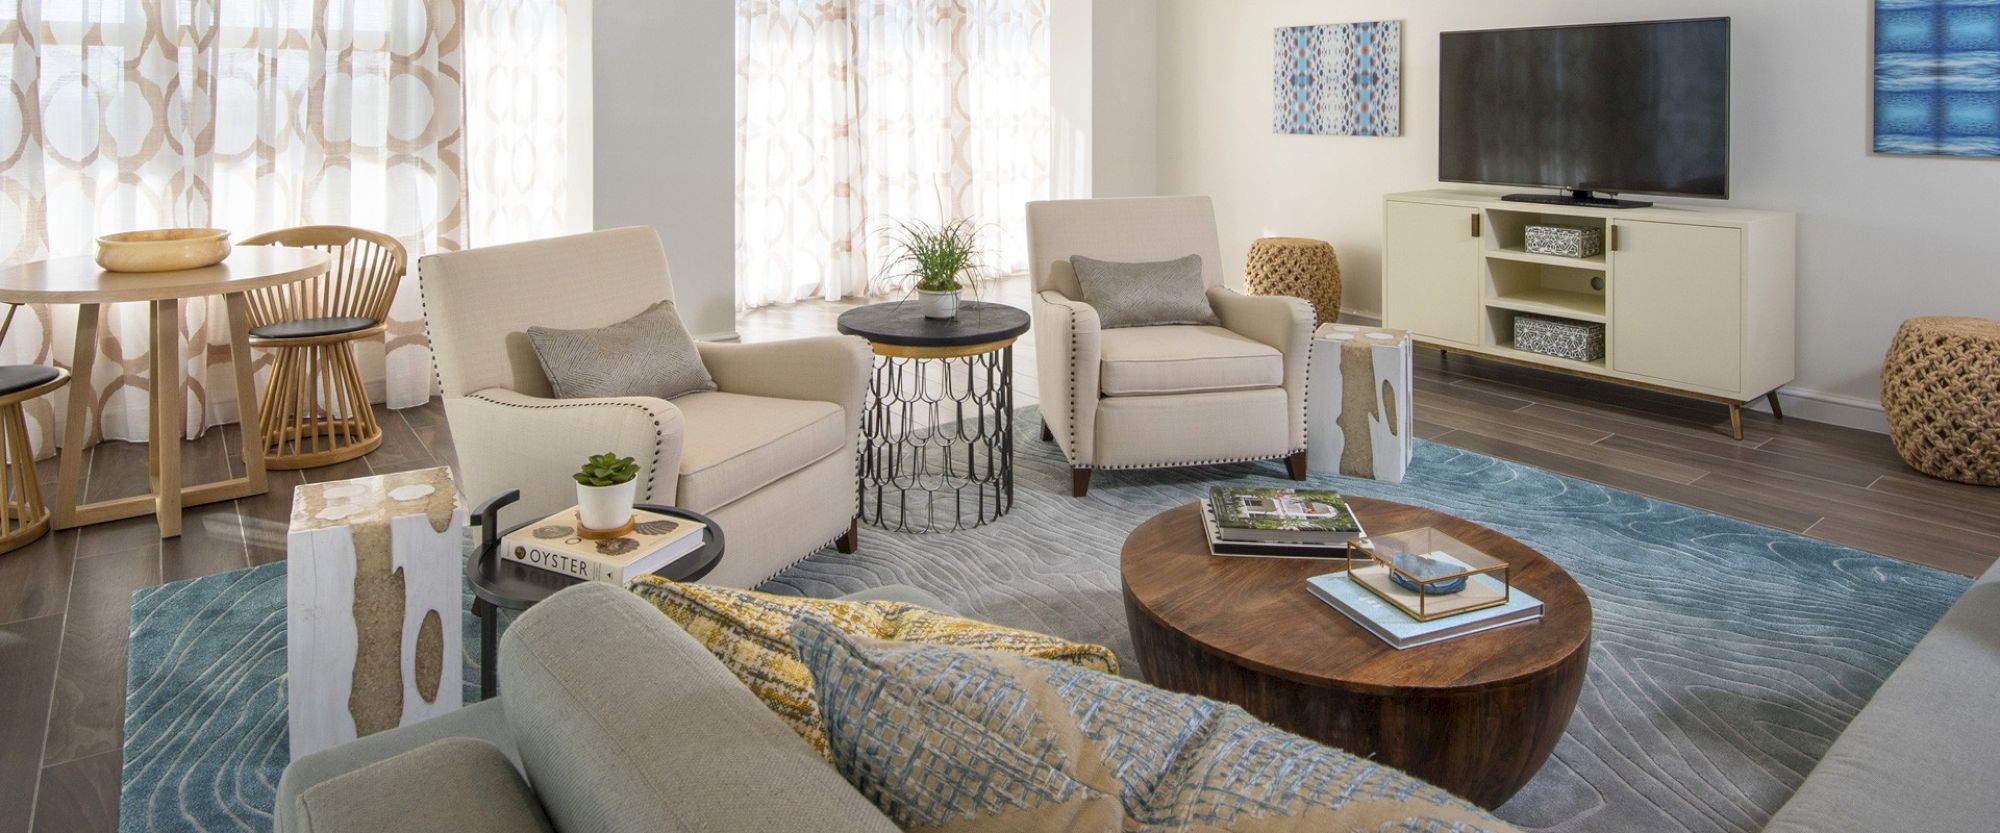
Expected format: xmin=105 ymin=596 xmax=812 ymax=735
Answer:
xmin=1070 ymin=254 xmax=1220 ymax=329
xmin=526 ymin=300 xmax=716 ymax=400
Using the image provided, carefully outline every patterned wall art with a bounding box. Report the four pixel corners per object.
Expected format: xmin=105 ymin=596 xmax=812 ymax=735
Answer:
xmin=1273 ymin=21 xmax=1402 ymax=137
xmin=1873 ymin=0 xmax=2000 ymax=157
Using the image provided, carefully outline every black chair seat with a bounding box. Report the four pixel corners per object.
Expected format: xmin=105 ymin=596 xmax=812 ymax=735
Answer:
xmin=249 ymin=316 xmax=378 ymax=340
xmin=0 ymin=365 xmax=61 ymax=397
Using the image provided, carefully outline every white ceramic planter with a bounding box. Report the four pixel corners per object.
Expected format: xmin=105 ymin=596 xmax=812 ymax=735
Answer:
xmin=576 ymin=480 xmax=636 ymax=531
xmin=918 ymin=289 xmax=961 ymax=320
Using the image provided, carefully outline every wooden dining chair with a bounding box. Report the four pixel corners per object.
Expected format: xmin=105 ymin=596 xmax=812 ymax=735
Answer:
xmin=238 ymin=226 xmax=407 ymax=469
xmin=0 ymin=303 xmax=69 ymax=554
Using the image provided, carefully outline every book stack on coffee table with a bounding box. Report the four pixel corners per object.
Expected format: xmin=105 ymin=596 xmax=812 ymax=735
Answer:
xmin=1198 ymin=486 xmax=1366 ymax=559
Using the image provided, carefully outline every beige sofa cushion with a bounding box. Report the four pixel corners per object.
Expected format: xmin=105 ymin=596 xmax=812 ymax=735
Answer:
xmin=1098 ymin=325 xmax=1283 ymax=396
xmin=674 ymin=391 xmax=845 ymax=511
xmin=1760 ymin=560 xmax=2000 ymax=833
xmin=500 ymin=582 xmax=901 ymax=833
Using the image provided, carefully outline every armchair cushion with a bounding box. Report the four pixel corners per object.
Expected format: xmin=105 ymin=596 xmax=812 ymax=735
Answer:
xmin=526 ymin=300 xmax=716 ymax=401
xmin=673 ymin=391 xmax=846 ymax=511
xmin=1099 ymin=325 xmax=1283 ymax=397
xmin=1070 ymin=254 xmax=1220 ymax=328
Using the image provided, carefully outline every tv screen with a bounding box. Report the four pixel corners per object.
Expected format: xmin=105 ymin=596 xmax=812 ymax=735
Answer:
xmin=1439 ymin=18 xmax=1730 ymax=199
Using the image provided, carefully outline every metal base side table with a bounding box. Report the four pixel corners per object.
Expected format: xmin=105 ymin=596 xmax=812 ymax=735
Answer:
xmin=837 ymin=301 xmax=1031 ymax=533
xmin=464 ymin=491 xmax=724 ymax=698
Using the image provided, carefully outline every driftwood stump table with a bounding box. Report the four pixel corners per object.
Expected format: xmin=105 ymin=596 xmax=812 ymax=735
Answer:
xmin=1120 ymin=498 xmax=1593 ymax=808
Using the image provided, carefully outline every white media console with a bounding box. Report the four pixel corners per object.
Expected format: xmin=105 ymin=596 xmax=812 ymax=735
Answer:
xmin=1381 ymin=189 xmax=1796 ymax=439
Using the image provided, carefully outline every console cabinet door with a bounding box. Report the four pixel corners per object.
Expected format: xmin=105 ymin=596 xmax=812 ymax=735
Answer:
xmin=1383 ymin=201 xmax=1481 ymax=346
xmin=1611 ymin=221 xmax=1743 ymax=394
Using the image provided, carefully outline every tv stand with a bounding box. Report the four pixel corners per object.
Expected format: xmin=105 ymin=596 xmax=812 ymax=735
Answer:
xmin=1502 ymin=190 xmax=1653 ymax=209
xmin=1382 ymin=189 xmax=1796 ymax=440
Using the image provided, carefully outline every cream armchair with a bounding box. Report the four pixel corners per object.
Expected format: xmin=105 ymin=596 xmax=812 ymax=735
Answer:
xmin=1026 ymin=196 xmax=1313 ymax=497
xmin=418 ymin=226 xmax=870 ymax=587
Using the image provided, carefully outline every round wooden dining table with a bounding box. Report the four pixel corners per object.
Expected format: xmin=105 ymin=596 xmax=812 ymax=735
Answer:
xmin=0 ymin=247 xmax=330 ymax=537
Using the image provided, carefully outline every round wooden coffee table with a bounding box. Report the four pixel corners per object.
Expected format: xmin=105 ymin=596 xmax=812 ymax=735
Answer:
xmin=1120 ymin=498 xmax=1591 ymax=808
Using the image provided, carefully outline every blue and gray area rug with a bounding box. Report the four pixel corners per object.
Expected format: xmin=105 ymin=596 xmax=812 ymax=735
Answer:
xmin=122 ymin=407 xmax=1970 ymax=833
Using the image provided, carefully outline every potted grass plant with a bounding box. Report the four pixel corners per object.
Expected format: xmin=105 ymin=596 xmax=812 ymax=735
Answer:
xmin=573 ymin=452 xmax=639 ymax=532
xmin=880 ymin=217 xmax=988 ymax=319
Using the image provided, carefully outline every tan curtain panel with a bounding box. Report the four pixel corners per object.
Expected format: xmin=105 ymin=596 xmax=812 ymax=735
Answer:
xmin=0 ymin=0 xmax=571 ymax=458
xmin=734 ymin=0 xmax=1051 ymax=310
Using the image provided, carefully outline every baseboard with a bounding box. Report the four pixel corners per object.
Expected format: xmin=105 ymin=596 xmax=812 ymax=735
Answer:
xmin=698 ymin=330 xmax=742 ymax=343
xmin=1345 ymin=306 xmax=1889 ymax=435
xmin=1749 ymin=386 xmax=1888 ymax=434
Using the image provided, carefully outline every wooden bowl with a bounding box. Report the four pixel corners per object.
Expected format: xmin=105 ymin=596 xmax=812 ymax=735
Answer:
xmin=95 ymin=228 xmax=232 ymax=273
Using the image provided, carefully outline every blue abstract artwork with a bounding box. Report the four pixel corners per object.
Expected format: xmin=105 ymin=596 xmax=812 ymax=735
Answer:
xmin=1874 ymin=0 xmax=2000 ymax=157
xmin=1274 ymin=21 xmax=1400 ymax=137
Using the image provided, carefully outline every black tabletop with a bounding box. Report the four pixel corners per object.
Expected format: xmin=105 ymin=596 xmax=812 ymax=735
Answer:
xmin=465 ymin=496 xmax=724 ymax=611
xmin=837 ymin=300 xmax=1030 ymax=348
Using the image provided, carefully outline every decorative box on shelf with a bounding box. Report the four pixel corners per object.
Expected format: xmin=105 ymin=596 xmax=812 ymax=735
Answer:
xmin=1347 ymin=527 xmax=1512 ymax=622
xmin=1523 ymin=224 xmax=1604 ymax=258
xmin=1514 ymin=313 xmax=1605 ymax=363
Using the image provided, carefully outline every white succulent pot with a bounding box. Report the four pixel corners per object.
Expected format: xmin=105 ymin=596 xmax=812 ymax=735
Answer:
xmin=918 ymin=289 xmax=961 ymax=320
xmin=576 ymin=480 xmax=637 ymax=531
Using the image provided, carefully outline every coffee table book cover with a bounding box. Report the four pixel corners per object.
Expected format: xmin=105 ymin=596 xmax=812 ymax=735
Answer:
xmin=1306 ymin=570 xmax=1544 ymax=650
xmin=501 ymin=507 xmax=706 ymax=584
xmin=1207 ymin=486 xmax=1365 ymax=543
xmin=1199 ymin=500 xmax=1361 ymax=559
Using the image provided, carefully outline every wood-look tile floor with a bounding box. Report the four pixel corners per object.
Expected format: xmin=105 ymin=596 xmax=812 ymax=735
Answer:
xmin=4 ymin=275 xmax=1993 ymax=832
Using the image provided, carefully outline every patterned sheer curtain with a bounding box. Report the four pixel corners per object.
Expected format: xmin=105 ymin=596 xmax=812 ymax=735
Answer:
xmin=0 ymin=0 xmax=568 ymax=456
xmin=736 ymin=0 xmax=1050 ymax=310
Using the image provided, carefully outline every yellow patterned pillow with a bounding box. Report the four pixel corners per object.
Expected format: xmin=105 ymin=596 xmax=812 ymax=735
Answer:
xmin=626 ymin=578 xmax=1118 ymax=754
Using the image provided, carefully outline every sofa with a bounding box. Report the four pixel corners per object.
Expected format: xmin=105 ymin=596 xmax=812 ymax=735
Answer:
xmin=274 ymin=581 xmax=947 ymax=833
xmin=418 ymin=227 xmax=872 ymax=588
xmin=1760 ymin=558 xmax=2000 ymax=833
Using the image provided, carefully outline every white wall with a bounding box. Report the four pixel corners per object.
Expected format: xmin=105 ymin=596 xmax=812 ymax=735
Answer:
xmin=1090 ymin=0 xmax=1158 ymax=197
xmin=593 ymin=0 xmax=737 ymax=340
xmin=1157 ymin=0 xmax=2000 ymax=428
xmin=1049 ymin=0 xmax=1160 ymax=200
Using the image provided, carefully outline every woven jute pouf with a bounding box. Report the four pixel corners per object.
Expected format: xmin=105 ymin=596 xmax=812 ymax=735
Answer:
xmin=1246 ymin=237 xmax=1342 ymax=327
xmin=1881 ymin=316 xmax=2000 ymax=486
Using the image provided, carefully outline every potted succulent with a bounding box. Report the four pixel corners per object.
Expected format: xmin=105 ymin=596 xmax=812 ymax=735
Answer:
xmin=880 ymin=217 xmax=988 ymax=319
xmin=573 ymin=452 xmax=639 ymax=532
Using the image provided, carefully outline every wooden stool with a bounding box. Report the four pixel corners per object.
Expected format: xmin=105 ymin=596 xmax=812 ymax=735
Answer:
xmin=239 ymin=226 xmax=406 ymax=470
xmin=0 ymin=365 xmax=68 ymax=555
xmin=1246 ymin=237 xmax=1342 ymax=327
xmin=1882 ymin=316 xmax=2000 ymax=486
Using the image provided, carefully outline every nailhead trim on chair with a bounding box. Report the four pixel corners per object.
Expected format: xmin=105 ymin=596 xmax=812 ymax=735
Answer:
xmin=1091 ymin=448 xmax=1310 ymax=472
xmin=1055 ymin=292 xmax=1317 ymax=472
xmin=1065 ymin=300 xmax=1080 ymax=466
xmin=416 ymin=255 xmax=447 ymax=397
xmin=467 ymin=393 xmax=669 ymax=502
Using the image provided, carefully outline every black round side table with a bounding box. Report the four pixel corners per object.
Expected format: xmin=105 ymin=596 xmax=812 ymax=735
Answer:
xmin=464 ymin=491 xmax=724 ymax=698
xmin=837 ymin=300 xmax=1031 ymax=533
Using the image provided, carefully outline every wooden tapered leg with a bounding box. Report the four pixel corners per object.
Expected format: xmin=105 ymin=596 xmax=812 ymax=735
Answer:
xmin=1072 ymin=467 xmax=1092 ymax=498
xmin=1287 ymin=450 xmax=1309 ymax=481
xmin=1728 ymin=404 xmax=1743 ymax=441
xmin=152 ymin=299 xmax=184 ymax=537
xmin=1765 ymin=391 xmax=1784 ymax=421
xmin=226 ymin=294 xmax=269 ymax=496
xmin=834 ymin=518 xmax=859 ymax=554
xmin=52 ymin=305 xmax=101 ymax=530
xmin=1041 ymin=420 xmax=1053 ymax=442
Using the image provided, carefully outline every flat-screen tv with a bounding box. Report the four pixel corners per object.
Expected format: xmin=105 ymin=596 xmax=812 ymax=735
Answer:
xmin=1439 ymin=18 xmax=1730 ymax=208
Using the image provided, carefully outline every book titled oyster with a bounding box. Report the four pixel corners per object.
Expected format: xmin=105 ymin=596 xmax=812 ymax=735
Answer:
xmin=1206 ymin=486 xmax=1365 ymax=543
xmin=500 ymin=507 xmax=706 ymax=584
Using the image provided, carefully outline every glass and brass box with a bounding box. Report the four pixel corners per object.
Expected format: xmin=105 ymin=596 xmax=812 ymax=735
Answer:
xmin=1347 ymin=527 xmax=1511 ymax=622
